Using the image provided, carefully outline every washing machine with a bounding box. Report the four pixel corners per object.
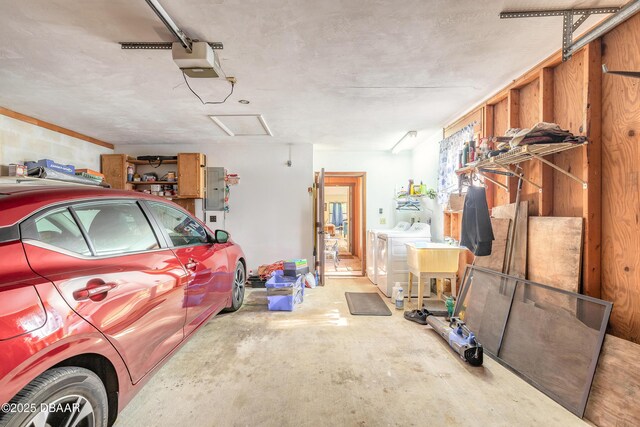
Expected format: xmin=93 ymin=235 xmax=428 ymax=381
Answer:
xmin=376 ymin=222 xmax=432 ymax=297
xmin=366 ymin=221 xmax=410 ymax=284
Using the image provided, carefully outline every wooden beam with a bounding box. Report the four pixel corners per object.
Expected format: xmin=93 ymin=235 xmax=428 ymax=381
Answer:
xmin=0 ymin=107 xmax=114 ymax=150
xmin=538 ymin=68 xmax=555 ymax=216
xmin=506 ymin=90 xmax=520 ymax=203
xmin=581 ymin=40 xmax=603 ymax=299
xmin=508 ymin=89 xmax=520 ymax=129
xmin=483 ymin=105 xmax=496 ymax=209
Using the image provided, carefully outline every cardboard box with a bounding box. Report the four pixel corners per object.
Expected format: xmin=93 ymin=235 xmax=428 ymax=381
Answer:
xmin=9 ymin=164 xmax=27 ymax=177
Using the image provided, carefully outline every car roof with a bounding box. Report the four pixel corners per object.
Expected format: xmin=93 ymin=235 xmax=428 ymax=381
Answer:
xmin=0 ymin=185 xmax=176 ymax=227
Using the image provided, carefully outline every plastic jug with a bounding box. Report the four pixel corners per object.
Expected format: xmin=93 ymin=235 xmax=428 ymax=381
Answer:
xmin=391 ymin=283 xmax=402 ymax=302
xmin=395 ymin=288 xmax=404 ymax=310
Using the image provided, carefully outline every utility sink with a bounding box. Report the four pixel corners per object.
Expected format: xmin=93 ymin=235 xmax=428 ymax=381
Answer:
xmin=405 ymin=242 xmax=463 ymax=273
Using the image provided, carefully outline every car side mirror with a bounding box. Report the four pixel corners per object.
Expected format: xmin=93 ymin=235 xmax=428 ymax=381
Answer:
xmin=215 ymin=230 xmax=229 ymax=244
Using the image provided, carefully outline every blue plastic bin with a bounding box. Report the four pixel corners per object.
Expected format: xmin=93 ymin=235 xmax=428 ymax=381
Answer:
xmin=265 ymin=271 xmax=304 ymax=311
xmin=26 ymin=159 xmax=75 ymax=175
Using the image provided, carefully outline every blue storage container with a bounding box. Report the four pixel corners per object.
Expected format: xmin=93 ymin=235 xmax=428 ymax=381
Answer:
xmin=26 ymin=159 xmax=75 ymax=175
xmin=266 ymin=271 xmax=304 ymax=311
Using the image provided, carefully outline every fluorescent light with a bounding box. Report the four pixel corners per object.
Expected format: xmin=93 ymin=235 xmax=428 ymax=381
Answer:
xmin=391 ymin=131 xmax=417 ymax=154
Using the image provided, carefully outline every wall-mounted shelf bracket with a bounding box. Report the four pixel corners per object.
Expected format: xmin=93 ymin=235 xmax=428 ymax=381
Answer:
xmin=602 ymin=64 xmax=640 ymax=79
xmin=528 ymin=152 xmax=588 ymax=189
xmin=475 ymin=170 xmax=509 ymax=192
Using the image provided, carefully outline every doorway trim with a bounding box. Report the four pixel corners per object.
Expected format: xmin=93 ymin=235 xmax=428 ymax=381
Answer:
xmin=323 ymin=172 xmax=367 ymax=276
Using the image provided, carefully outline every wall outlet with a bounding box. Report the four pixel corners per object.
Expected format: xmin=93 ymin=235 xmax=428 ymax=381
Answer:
xmin=380 ymin=217 xmax=386 ymax=225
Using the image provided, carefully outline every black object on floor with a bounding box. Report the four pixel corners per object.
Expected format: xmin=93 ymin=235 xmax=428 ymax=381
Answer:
xmin=247 ymin=275 xmax=266 ymax=288
xmin=345 ymin=292 xmax=392 ymax=316
xmin=404 ymin=309 xmax=428 ymax=324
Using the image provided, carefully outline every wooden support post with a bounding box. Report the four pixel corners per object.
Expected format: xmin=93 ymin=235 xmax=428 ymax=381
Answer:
xmin=506 ymin=89 xmax=520 ymax=203
xmin=582 ymin=40 xmax=603 ymax=299
xmin=482 ymin=105 xmax=496 ymax=210
xmin=538 ymin=67 xmax=555 ymax=216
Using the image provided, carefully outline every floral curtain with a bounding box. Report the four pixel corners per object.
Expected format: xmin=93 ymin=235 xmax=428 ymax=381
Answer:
xmin=437 ymin=124 xmax=474 ymax=205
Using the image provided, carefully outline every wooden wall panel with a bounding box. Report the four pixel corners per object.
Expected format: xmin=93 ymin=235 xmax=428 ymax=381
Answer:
xmin=518 ymin=79 xmax=541 ymax=216
xmin=539 ymin=68 xmax=555 ymax=216
xmin=493 ymin=98 xmax=509 ymax=136
xmin=518 ymin=79 xmax=540 ymax=128
xmin=491 ymin=98 xmax=510 ymax=207
xmin=553 ymin=50 xmax=585 ymax=217
xmin=601 ymin=13 xmax=640 ymax=344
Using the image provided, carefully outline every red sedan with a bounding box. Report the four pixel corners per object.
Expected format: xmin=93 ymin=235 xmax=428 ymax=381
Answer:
xmin=0 ymin=185 xmax=246 ymax=427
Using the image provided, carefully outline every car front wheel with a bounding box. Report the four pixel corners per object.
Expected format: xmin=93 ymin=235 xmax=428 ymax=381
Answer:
xmin=223 ymin=261 xmax=245 ymax=312
xmin=0 ymin=367 xmax=108 ymax=427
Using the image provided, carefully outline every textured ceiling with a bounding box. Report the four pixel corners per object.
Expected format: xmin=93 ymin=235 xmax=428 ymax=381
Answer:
xmin=0 ymin=0 xmax=618 ymax=150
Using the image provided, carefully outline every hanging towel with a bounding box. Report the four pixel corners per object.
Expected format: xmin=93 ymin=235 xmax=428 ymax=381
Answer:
xmin=335 ymin=203 xmax=343 ymax=227
xmin=460 ymin=186 xmax=494 ymax=256
xmin=330 ymin=203 xmax=337 ymax=226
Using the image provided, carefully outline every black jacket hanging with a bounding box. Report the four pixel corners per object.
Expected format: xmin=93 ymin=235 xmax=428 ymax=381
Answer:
xmin=460 ymin=186 xmax=494 ymax=256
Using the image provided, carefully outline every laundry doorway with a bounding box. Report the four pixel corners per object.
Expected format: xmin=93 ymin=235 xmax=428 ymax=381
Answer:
xmin=323 ymin=172 xmax=366 ymax=276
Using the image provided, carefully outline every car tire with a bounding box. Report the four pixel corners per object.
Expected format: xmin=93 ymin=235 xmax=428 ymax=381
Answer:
xmin=223 ymin=261 xmax=245 ymax=312
xmin=0 ymin=366 xmax=108 ymax=427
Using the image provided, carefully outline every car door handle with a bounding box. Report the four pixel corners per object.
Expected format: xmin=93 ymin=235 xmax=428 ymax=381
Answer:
xmin=185 ymin=258 xmax=199 ymax=271
xmin=73 ymin=282 xmax=117 ymax=302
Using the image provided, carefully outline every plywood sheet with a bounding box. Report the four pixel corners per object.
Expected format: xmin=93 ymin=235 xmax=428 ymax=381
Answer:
xmin=585 ymin=334 xmax=640 ymax=427
xmin=474 ymin=217 xmax=510 ymax=272
xmin=601 ymin=12 xmax=640 ymax=344
xmin=527 ymin=217 xmax=583 ymax=292
xmin=492 ymin=201 xmax=528 ymax=277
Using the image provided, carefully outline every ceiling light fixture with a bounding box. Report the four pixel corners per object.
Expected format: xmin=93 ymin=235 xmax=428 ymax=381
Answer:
xmin=238 ymin=99 xmax=250 ymax=104
xmin=391 ymin=131 xmax=417 ymax=154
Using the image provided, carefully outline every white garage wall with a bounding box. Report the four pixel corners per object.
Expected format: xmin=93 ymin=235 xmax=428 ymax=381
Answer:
xmin=313 ymin=150 xmax=417 ymax=230
xmin=116 ymin=143 xmax=314 ymax=273
xmin=0 ymin=115 xmax=113 ymax=174
xmin=411 ymin=134 xmax=445 ymax=242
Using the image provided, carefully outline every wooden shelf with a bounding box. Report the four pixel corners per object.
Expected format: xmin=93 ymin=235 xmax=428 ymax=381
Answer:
xmin=456 ymin=166 xmax=475 ymax=175
xmin=127 ymin=181 xmax=177 ymax=185
xmin=456 ymin=142 xmax=588 ymax=191
xmin=102 ymin=153 xmax=206 ymax=215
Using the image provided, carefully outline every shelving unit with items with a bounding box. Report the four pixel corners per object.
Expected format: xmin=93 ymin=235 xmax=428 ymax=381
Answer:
xmin=101 ymin=153 xmax=206 ymax=215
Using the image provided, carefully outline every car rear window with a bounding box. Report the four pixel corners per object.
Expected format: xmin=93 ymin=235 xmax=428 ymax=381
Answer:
xmin=22 ymin=208 xmax=91 ymax=256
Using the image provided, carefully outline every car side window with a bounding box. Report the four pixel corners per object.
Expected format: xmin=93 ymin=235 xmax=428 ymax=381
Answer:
xmin=74 ymin=202 xmax=160 ymax=256
xmin=148 ymin=202 xmax=208 ymax=247
xmin=21 ymin=208 xmax=91 ymax=256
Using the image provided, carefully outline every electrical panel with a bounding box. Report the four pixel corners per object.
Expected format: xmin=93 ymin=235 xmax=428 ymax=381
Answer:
xmin=205 ymin=167 xmax=226 ymax=211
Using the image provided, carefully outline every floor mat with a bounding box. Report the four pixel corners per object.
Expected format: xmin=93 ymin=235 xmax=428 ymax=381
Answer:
xmin=345 ymin=292 xmax=392 ymax=316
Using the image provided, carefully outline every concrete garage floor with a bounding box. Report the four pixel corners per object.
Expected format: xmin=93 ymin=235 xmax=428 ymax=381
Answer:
xmin=115 ymin=277 xmax=587 ymax=427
